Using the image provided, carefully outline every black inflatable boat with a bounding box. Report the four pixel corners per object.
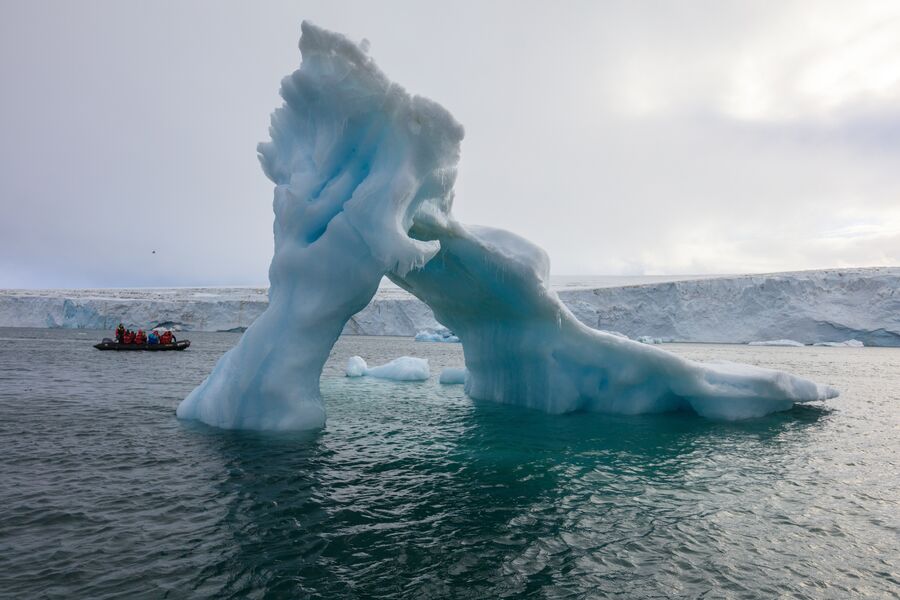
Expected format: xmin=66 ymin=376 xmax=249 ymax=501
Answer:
xmin=94 ymin=339 xmax=190 ymax=351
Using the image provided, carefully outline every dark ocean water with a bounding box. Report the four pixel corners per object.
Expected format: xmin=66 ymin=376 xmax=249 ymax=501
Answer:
xmin=0 ymin=328 xmax=898 ymax=599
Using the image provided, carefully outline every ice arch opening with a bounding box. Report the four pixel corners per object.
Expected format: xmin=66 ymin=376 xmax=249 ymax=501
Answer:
xmin=177 ymin=22 xmax=837 ymax=431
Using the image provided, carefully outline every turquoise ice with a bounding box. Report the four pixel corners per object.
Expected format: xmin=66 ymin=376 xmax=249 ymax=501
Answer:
xmin=177 ymin=22 xmax=837 ymax=431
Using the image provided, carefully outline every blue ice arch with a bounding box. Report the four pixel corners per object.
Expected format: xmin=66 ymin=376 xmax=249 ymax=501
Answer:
xmin=177 ymin=22 xmax=837 ymax=431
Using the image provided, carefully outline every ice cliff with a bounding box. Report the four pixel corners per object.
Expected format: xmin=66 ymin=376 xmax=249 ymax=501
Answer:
xmin=3 ymin=269 xmax=897 ymax=347
xmin=168 ymin=23 xmax=840 ymax=430
xmin=0 ymin=288 xmax=269 ymax=332
xmin=563 ymin=267 xmax=900 ymax=348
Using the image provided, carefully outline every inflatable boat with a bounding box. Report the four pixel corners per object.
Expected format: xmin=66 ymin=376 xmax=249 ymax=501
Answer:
xmin=94 ymin=339 xmax=191 ymax=351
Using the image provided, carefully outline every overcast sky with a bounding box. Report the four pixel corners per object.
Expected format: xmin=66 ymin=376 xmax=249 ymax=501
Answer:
xmin=1 ymin=1 xmax=899 ymax=288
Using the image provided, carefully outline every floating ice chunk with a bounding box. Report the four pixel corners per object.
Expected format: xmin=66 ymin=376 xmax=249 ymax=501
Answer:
xmin=748 ymin=339 xmax=806 ymax=347
xmin=414 ymin=328 xmax=460 ymax=343
xmin=367 ymin=357 xmax=430 ymax=380
xmin=637 ymin=335 xmax=664 ymax=344
xmin=813 ymin=340 xmax=864 ymax=347
xmin=439 ymin=367 xmax=467 ymax=384
xmin=346 ymin=356 xmax=368 ymax=377
xmin=345 ymin=356 xmax=430 ymax=380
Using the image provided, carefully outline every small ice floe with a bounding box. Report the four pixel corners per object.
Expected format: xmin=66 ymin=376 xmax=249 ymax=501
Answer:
xmin=748 ymin=339 xmax=806 ymax=347
xmin=439 ymin=367 xmax=467 ymax=385
xmin=813 ymin=340 xmax=864 ymax=347
xmin=414 ymin=328 xmax=460 ymax=343
xmin=345 ymin=356 xmax=430 ymax=381
xmin=637 ymin=335 xmax=664 ymax=344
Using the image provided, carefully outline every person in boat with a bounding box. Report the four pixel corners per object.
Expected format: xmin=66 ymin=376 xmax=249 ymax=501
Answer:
xmin=123 ymin=329 xmax=135 ymax=344
xmin=148 ymin=330 xmax=159 ymax=345
xmin=135 ymin=329 xmax=146 ymax=345
xmin=115 ymin=323 xmax=125 ymax=344
xmin=160 ymin=330 xmax=173 ymax=345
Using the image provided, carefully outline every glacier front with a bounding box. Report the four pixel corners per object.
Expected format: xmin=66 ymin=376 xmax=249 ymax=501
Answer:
xmin=2 ymin=267 xmax=898 ymax=346
xmin=176 ymin=22 xmax=837 ymax=430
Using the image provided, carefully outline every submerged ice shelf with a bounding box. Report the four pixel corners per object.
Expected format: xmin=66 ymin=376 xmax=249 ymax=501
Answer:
xmin=168 ymin=23 xmax=838 ymax=429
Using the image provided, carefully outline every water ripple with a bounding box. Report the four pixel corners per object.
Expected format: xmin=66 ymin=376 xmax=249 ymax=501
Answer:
xmin=0 ymin=330 xmax=898 ymax=598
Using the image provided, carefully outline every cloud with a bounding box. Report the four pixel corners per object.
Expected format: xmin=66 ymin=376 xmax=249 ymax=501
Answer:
xmin=599 ymin=0 xmax=900 ymax=122
xmin=0 ymin=0 xmax=898 ymax=287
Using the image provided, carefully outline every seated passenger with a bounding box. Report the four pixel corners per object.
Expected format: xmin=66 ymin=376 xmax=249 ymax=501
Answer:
xmin=124 ymin=330 xmax=135 ymax=344
xmin=148 ymin=331 xmax=159 ymax=345
xmin=136 ymin=329 xmax=146 ymax=345
xmin=160 ymin=331 xmax=172 ymax=345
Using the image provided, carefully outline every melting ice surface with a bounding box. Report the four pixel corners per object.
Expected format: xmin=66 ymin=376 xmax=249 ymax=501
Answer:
xmin=177 ymin=22 xmax=838 ymax=431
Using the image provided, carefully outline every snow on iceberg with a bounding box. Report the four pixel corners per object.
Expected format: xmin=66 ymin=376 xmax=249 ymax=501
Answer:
xmin=415 ymin=328 xmax=460 ymax=343
xmin=439 ymin=367 xmax=468 ymax=384
xmin=748 ymin=339 xmax=806 ymax=347
xmin=177 ymin=22 xmax=837 ymax=431
xmin=814 ymin=340 xmax=864 ymax=347
xmin=346 ymin=356 xmax=430 ymax=381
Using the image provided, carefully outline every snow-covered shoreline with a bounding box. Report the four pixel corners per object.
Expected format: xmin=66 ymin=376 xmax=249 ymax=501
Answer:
xmin=1 ymin=267 xmax=898 ymax=346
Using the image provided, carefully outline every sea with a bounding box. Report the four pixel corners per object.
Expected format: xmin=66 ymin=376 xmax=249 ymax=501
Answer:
xmin=0 ymin=328 xmax=898 ymax=599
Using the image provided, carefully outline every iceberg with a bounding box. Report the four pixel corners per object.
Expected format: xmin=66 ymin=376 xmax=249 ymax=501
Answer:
xmin=176 ymin=22 xmax=837 ymax=430
xmin=813 ymin=340 xmax=864 ymax=347
xmin=414 ymin=328 xmax=460 ymax=343
xmin=346 ymin=356 xmax=430 ymax=381
xmin=439 ymin=367 xmax=468 ymax=385
xmin=600 ymin=330 xmax=631 ymax=340
xmin=748 ymin=339 xmax=806 ymax=347
xmin=345 ymin=356 xmax=368 ymax=377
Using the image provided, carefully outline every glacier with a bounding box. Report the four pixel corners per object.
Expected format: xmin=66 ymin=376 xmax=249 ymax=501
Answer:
xmin=169 ymin=22 xmax=840 ymax=430
xmin=748 ymin=339 xmax=806 ymax=347
xmin=2 ymin=267 xmax=898 ymax=346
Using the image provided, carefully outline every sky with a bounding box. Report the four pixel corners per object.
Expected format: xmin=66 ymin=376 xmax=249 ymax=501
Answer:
xmin=1 ymin=0 xmax=899 ymax=288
